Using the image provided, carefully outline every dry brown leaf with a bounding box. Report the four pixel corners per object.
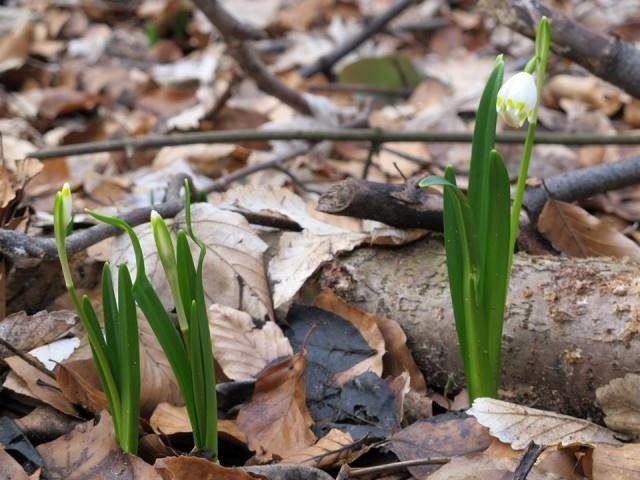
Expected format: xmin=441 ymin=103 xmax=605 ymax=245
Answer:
xmin=546 ymin=75 xmax=625 ymax=116
xmin=389 ymin=416 xmax=492 ymax=478
xmin=537 ymin=199 xmax=640 ymax=261
xmin=56 ymin=359 xmax=107 ymax=413
xmin=0 ymin=310 xmax=77 ymax=359
xmin=0 ymin=21 xmax=31 ymax=72
xmin=37 ymin=412 xmax=160 ymax=480
xmin=591 ymin=443 xmax=640 ymax=480
xmin=313 ymin=289 xmax=384 ymax=384
xmin=274 ymin=0 xmax=332 ymax=31
xmin=4 ymin=356 xmax=76 ymax=416
xmin=150 ymin=402 xmax=246 ymax=444
xmin=468 ymin=398 xmax=621 ymax=449
xmin=209 ymin=304 xmax=292 ymax=381
xmin=213 ymin=186 xmax=423 ymax=308
xmin=281 ymin=428 xmax=354 ymax=468
xmin=427 ymin=452 xmax=559 ymax=480
xmin=111 ymin=203 xmax=273 ymax=321
xmin=596 ymin=374 xmax=640 ymax=439
xmin=236 ymin=351 xmax=316 ymax=462
xmin=0 ymin=447 xmax=29 ymax=480
xmin=623 ymin=100 xmax=640 ymax=127
xmin=153 ymin=144 xmax=250 ymax=178
xmin=16 ymin=87 xmax=100 ymax=120
xmin=156 ymin=456 xmax=266 ymax=480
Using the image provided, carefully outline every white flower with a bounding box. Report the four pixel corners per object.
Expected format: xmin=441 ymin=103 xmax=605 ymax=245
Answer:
xmin=60 ymin=183 xmax=72 ymax=227
xmin=496 ymin=72 xmax=537 ymax=128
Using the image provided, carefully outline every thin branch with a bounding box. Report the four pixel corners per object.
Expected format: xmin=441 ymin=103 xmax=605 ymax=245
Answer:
xmin=480 ymin=0 xmax=640 ymax=98
xmin=190 ymin=0 xmax=313 ymax=115
xmin=513 ymin=441 xmax=545 ymax=480
xmin=317 ymin=154 xmax=640 ymax=229
xmin=300 ymin=0 xmax=420 ymax=79
xmin=28 ymin=129 xmax=640 ymax=160
xmin=347 ymin=457 xmax=450 ymax=477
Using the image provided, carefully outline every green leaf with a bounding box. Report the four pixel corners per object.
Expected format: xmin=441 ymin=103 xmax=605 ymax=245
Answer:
xmin=479 ymin=150 xmax=510 ymax=390
xmin=467 ymin=56 xmax=504 ymax=262
xmin=116 ymin=264 xmax=140 ymax=454
xmin=338 ymin=54 xmax=422 ymax=90
xmin=101 ymin=263 xmax=119 ymax=384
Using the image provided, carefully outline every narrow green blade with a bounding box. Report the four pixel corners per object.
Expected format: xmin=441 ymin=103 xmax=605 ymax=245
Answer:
xmin=81 ymin=296 xmax=121 ymax=426
xmin=101 ymin=263 xmax=119 ymax=384
xmin=467 ymin=57 xmax=504 ymax=260
xmin=176 ymin=231 xmax=197 ymax=326
xmin=480 ymin=151 xmax=511 ymax=386
xmin=117 ymin=264 xmax=140 ymax=454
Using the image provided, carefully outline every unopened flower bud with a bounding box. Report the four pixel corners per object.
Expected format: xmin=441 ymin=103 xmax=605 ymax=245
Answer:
xmin=496 ymin=72 xmax=537 ymax=128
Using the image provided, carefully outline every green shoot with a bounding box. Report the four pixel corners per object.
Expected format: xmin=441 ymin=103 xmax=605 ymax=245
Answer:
xmin=54 ymin=185 xmax=140 ymax=454
xmin=419 ymin=18 xmax=551 ymax=400
xmin=88 ymin=181 xmax=218 ymax=457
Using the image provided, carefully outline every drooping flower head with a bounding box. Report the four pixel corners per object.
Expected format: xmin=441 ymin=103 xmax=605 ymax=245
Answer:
xmin=496 ymin=72 xmax=537 ymax=128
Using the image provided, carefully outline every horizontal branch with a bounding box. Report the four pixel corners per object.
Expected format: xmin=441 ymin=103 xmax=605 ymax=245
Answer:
xmin=29 ymin=129 xmax=640 ymax=160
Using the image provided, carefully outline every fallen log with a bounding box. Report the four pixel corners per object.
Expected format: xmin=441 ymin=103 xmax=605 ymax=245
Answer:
xmin=308 ymin=235 xmax=640 ymax=419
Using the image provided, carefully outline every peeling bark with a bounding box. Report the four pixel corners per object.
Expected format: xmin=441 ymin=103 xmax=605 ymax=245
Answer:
xmin=306 ymin=236 xmax=640 ymax=418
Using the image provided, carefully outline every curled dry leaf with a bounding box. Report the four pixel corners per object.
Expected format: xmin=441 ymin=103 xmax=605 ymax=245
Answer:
xmin=0 ymin=310 xmax=77 ymax=359
xmin=468 ymin=398 xmax=622 ymax=449
xmin=546 ymin=74 xmax=625 ymax=116
xmin=596 ymin=374 xmax=640 ymax=439
xmin=315 ymin=289 xmax=426 ymax=392
xmin=537 ymin=199 xmax=640 ymax=261
xmin=56 ymin=359 xmax=108 ymax=413
xmin=213 ymin=185 xmax=424 ymax=308
xmin=4 ymin=356 xmax=76 ymax=416
xmin=314 ymin=289 xmax=384 ymax=384
xmin=37 ymin=412 xmax=160 ymax=480
xmin=281 ymin=428 xmax=354 ymax=469
xmin=427 ymin=452 xmax=558 ymax=480
xmin=236 ymin=350 xmax=316 ymax=462
xmin=111 ymin=202 xmax=273 ymax=321
xmin=209 ymin=303 xmax=292 ymax=381
xmin=150 ymin=402 xmax=246 ymax=444
xmin=591 ymin=443 xmax=640 ymax=480
xmin=389 ymin=416 xmax=492 ymax=479
xmin=156 ymin=456 xmax=267 ymax=480
xmin=0 ymin=448 xmax=29 ymax=480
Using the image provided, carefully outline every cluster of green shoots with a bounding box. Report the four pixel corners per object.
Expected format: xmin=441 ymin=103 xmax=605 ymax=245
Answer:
xmin=54 ymin=181 xmax=217 ymax=456
xmin=419 ymin=18 xmax=551 ymax=401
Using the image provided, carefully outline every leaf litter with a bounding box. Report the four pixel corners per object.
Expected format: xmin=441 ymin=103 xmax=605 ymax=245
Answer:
xmin=1 ymin=0 xmax=640 ymax=478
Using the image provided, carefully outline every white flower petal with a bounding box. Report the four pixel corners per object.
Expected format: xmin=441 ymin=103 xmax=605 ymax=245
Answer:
xmin=496 ymin=72 xmax=537 ymax=128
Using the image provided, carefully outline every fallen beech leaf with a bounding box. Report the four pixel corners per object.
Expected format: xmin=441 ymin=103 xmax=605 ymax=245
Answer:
xmin=236 ymin=351 xmax=316 ymax=461
xmin=0 ymin=20 xmax=31 ymax=73
xmin=428 ymin=452 xmax=557 ymax=480
xmin=37 ymin=412 xmax=160 ymax=480
xmin=281 ymin=428 xmax=354 ymax=468
xmin=591 ymin=443 xmax=640 ymax=480
xmin=389 ymin=415 xmax=492 ymax=478
xmin=314 ymin=289 xmax=384 ymax=384
xmin=596 ymin=374 xmax=640 ymax=439
xmin=214 ymin=185 xmax=424 ymax=307
xmin=547 ymin=74 xmax=625 ymax=116
xmin=537 ymin=199 xmax=640 ymax=261
xmin=17 ymin=87 xmax=100 ymax=120
xmin=0 ymin=447 xmax=29 ymax=480
xmin=468 ymin=398 xmax=621 ymax=449
xmin=111 ymin=203 xmax=273 ymax=321
xmin=315 ymin=289 xmax=426 ymax=392
xmin=0 ymin=310 xmax=77 ymax=359
xmin=209 ymin=304 xmax=292 ymax=381
xmin=4 ymin=356 xmax=76 ymax=416
xmin=155 ymin=456 xmax=266 ymax=480
xmin=150 ymin=402 xmax=246 ymax=444
xmin=56 ymin=359 xmax=107 ymax=413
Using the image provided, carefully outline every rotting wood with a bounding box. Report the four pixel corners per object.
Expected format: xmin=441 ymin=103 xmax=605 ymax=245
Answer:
xmin=303 ymin=235 xmax=640 ymax=419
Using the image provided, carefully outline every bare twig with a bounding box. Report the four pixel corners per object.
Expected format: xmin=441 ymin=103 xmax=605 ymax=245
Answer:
xmin=300 ymin=0 xmax=420 ymax=79
xmin=346 ymin=457 xmax=450 ymax=477
xmin=190 ymin=0 xmax=313 ymax=115
xmin=513 ymin=441 xmax=545 ymax=480
xmin=317 ymin=154 xmax=640 ymax=229
xmin=480 ymin=0 xmax=640 ymax=98
xmin=28 ymin=129 xmax=640 ymax=160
